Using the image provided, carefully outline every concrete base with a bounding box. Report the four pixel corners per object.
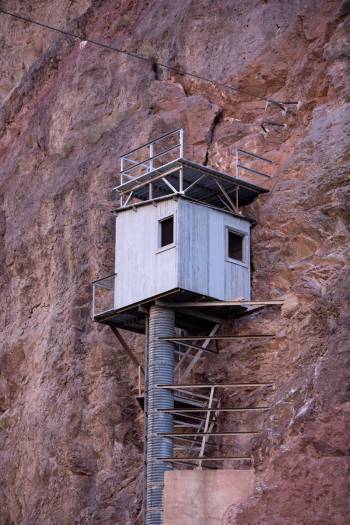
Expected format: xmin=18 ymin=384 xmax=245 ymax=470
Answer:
xmin=163 ymin=469 xmax=255 ymax=525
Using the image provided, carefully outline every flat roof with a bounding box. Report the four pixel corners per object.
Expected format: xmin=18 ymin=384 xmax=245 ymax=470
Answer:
xmin=116 ymin=158 xmax=268 ymax=209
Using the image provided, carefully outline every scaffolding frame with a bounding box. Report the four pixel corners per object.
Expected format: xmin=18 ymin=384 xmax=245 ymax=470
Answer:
xmin=142 ymin=309 xmax=278 ymax=469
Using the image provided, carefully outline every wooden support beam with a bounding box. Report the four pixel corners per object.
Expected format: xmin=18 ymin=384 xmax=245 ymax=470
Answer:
xmin=198 ymin=386 xmax=215 ymax=468
xmin=110 ymin=326 xmax=144 ymax=374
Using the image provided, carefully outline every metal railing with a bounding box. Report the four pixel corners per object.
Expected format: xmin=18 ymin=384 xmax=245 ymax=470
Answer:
xmin=92 ymin=273 xmax=116 ymax=317
xmin=235 ymin=148 xmax=272 ymax=179
xmin=120 ymin=128 xmax=184 ymax=185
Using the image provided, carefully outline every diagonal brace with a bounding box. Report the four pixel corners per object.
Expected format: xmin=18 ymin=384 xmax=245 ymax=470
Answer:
xmin=110 ymin=326 xmax=144 ymax=374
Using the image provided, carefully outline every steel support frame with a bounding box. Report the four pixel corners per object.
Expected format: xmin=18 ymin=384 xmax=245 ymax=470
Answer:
xmin=118 ymin=168 xmax=246 ymax=215
xmin=103 ymin=299 xmax=282 ymax=524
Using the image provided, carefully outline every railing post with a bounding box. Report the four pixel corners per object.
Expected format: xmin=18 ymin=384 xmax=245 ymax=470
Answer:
xmin=120 ymin=157 xmax=124 ymax=208
xmin=149 ymin=143 xmax=154 ymax=172
xmin=120 ymin=156 xmax=124 ymax=185
xmin=235 ymin=148 xmax=239 ymax=178
xmin=92 ymin=283 xmax=96 ymax=319
xmin=179 ymin=128 xmax=184 ymax=158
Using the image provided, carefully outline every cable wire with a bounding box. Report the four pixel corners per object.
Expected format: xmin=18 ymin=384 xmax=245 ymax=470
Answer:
xmin=0 ymin=8 xmax=282 ymax=105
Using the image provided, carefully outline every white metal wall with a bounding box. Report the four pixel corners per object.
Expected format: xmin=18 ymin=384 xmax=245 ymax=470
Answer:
xmin=177 ymin=199 xmax=251 ymax=300
xmin=115 ymin=199 xmax=178 ymax=309
xmin=115 ymin=198 xmax=251 ymax=309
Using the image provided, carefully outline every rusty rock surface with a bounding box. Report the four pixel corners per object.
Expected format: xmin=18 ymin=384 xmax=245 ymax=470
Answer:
xmin=0 ymin=1 xmax=349 ymax=524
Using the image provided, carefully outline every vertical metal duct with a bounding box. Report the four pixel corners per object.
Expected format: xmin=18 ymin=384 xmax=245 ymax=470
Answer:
xmin=145 ymin=305 xmax=175 ymax=525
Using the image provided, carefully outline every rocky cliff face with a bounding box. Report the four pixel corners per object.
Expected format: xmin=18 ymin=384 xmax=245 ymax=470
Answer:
xmin=0 ymin=1 xmax=349 ymax=524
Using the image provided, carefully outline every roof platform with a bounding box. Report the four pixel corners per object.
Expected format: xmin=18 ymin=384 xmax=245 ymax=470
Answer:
xmin=116 ymin=158 xmax=268 ymax=211
xmin=92 ymin=286 xmax=283 ymax=334
xmin=115 ymin=129 xmax=270 ymax=213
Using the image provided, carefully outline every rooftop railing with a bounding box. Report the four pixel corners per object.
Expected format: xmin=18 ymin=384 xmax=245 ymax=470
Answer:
xmin=92 ymin=273 xmax=116 ymax=317
xmin=235 ymin=148 xmax=272 ymax=179
xmin=120 ymin=128 xmax=184 ymax=185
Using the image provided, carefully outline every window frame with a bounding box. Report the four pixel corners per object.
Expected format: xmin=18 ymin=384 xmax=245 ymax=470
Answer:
xmin=156 ymin=213 xmax=176 ymax=253
xmin=225 ymin=226 xmax=248 ymax=267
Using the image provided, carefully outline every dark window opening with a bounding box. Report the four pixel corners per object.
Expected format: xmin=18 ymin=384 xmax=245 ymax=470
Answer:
xmin=228 ymin=230 xmax=244 ymax=262
xmin=160 ymin=216 xmax=174 ymax=247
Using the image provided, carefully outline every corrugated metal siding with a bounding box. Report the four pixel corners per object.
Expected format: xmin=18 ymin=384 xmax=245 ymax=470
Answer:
xmin=178 ymin=202 xmax=210 ymax=295
xmin=115 ymin=199 xmax=178 ymax=309
xmin=178 ymin=199 xmax=251 ymax=301
xmin=115 ymin=198 xmax=251 ymax=309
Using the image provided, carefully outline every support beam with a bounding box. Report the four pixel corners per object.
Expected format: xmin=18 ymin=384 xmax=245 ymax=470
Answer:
xmin=182 ymin=174 xmax=206 ymax=194
xmin=122 ymin=191 xmax=134 ymax=208
xmin=159 ymin=334 xmax=275 ymax=341
xmin=175 ymin=341 xmax=218 ymax=355
xmin=213 ymin=177 xmax=239 ymax=214
xmin=157 ymin=300 xmax=284 ymax=308
xmin=161 ymin=176 xmax=178 ymax=193
xmin=180 ymin=324 xmax=220 ymax=380
xmin=157 ymin=456 xmax=251 ymax=462
xmin=175 ymin=324 xmax=219 ymax=376
xmin=157 ymin=431 xmax=261 ymax=437
xmin=157 ymin=383 xmax=274 ymax=389
xmin=110 ymin=326 xmax=144 ymax=373
xmin=156 ymin=407 xmax=269 ymax=414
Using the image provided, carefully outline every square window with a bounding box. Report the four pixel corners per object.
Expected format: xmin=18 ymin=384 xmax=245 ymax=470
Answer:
xmin=160 ymin=216 xmax=174 ymax=247
xmin=228 ymin=230 xmax=244 ymax=262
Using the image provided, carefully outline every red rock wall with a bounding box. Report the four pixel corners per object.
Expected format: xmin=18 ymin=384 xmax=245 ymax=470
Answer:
xmin=0 ymin=1 xmax=349 ymax=524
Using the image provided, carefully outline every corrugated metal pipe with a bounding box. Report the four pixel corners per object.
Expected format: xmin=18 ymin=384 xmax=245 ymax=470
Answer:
xmin=145 ymin=305 xmax=175 ymax=525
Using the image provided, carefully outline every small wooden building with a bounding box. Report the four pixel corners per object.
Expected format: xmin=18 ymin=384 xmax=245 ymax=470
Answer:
xmin=115 ymin=196 xmax=251 ymax=310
